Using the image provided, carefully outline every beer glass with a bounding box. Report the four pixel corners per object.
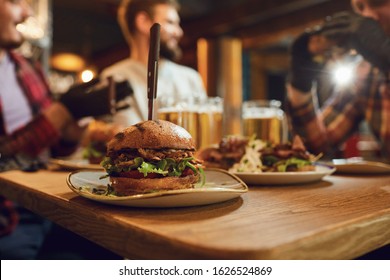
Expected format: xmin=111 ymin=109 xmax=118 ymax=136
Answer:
xmin=157 ymin=96 xmax=223 ymax=149
xmin=242 ymin=100 xmax=288 ymax=144
xmin=157 ymin=96 xmax=198 ymax=145
xmin=197 ymin=97 xmax=223 ymax=149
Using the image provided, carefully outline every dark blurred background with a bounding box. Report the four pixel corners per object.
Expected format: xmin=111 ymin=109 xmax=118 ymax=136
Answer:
xmin=23 ymin=0 xmax=351 ymax=99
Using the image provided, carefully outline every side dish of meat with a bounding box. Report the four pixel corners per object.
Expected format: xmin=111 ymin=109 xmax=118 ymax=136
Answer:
xmin=197 ymin=135 xmax=320 ymax=173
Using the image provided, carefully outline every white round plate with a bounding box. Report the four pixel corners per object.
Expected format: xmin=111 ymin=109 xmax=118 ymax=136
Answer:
xmin=67 ymin=168 xmax=248 ymax=208
xmin=50 ymin=158 xmax=103 ymax=170
xmin=330 ymin=159 xmax=390 ymax=174
xmin=232 ymin=164 xmax=336 ymax=185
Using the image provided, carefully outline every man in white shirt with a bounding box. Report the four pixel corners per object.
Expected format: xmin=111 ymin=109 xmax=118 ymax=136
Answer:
xmin=101 ymin=0 xmax=207 ymax=126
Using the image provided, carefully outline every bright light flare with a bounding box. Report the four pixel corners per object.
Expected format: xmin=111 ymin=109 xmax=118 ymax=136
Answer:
xmin=332 ymin=63 xmax=355 ymax=87
xmin=81 ymin=69 xmax=95 ymax=83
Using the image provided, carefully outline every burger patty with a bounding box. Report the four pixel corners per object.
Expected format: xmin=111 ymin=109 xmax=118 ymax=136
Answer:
xmin=110 ymin=173 xmax=200 ymax=196
xmin=108 ymin=148 xmax=196 ymax=164
xmin=102 ymin=147 xmax=204 ymax=182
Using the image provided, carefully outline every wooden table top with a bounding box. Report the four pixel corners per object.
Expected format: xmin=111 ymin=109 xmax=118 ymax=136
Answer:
xmin=0 ymin=169 xmax=389 ymax=259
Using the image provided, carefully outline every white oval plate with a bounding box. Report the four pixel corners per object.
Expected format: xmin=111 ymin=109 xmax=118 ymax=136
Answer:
xmin=330 ymin=159 xmax=390 ymax=174
xmin=67 ymin=168 xmax=248 ymax=208
xmin=232 ymin=164 xmax=336 ymax=185
xmin=50 ymin=158 xmax=103 ymax=170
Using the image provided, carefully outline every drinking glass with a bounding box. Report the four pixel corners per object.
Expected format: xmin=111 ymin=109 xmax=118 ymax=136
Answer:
xmin=197 ymin=97 xmax=223 ymax=149
xmin=157 ymin=96 xmax=223 ymax=149
xmin=242 ymin=99 xmax=288 ymax=144
xmin=157 ymin=96 xmax=198 ymax=146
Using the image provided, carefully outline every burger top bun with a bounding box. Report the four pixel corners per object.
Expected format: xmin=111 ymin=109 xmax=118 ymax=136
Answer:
xmin=107 ymin=120 xmax=195 ymax=151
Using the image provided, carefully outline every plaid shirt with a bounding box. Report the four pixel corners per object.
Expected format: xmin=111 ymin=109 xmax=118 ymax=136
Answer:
xmin=288 ymin=60 xmax=390 ymax=158
xmin=0 ymin=51 xmax=60 ymax=237
xmin=0 ymin=51 xmax=60 ymax=156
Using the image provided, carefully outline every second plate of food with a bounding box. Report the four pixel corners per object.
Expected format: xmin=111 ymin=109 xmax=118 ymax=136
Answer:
xmin=50 ymin=158 xmax=103 ymax=170
xmin=330 ymin=158 xmax=390 ymax=174
xmin=232 ymin=164 xmax=336 ymax=185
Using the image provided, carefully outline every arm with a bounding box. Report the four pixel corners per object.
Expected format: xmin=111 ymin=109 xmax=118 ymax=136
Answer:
xmin=0 ymin=102 xmax=78 ymax=157
xmin=0 ymin=80 xmax=132 ymax=157
xmin=0 ymin=53 xmax=80 ymax=158
xmin=320 ymin=12 xmax=390 ymax=73
xmin=286 ymin=31 xmax=369 ymax=155
xmin=286 ymin=80 xmax=366 ymax=156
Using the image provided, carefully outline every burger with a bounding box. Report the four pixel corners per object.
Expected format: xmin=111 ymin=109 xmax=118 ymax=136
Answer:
xmin=82 ymin=120 xmax=121 ymax=164
xmin=101 ymin=120 xmax=205 ymax=196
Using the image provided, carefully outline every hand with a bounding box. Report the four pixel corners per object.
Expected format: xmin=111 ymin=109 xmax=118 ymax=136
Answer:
xmin=320 ymin=11 xmax=390 ymax=71
xmin=0 ymin=153 xmax=46 ymax=172
xmin=288 ymin=31 xmax=324 ymax=92
xmin=59 ymin=78 xmax=133 ymax=120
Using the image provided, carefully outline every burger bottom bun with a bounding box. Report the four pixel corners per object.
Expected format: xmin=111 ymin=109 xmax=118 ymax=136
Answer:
xmin=110 ymin=173 xmax=200 ymax=196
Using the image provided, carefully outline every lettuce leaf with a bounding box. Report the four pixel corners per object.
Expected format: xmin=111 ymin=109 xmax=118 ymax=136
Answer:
xmin=276 ymin=157 xmax=312 ymax=172
xmin=102 ymin=156 xmax=201 ymax=178
xmin=137 ymin=161 xmax=168 ymax=177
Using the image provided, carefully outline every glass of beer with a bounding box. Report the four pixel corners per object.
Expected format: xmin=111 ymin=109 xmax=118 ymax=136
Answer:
xmin=242 ymin=100 xmax=288 ymax=144
xmin=157 ymin=96 xmax=199 ymax=145
xmin=197 ymin=97 xmax=223 ymax=149
xmin=157 ymin=96 xmax=223 ymax=149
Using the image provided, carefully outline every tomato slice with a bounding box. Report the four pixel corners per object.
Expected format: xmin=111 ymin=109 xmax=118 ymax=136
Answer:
xmin=180 ymin=167 xmax=195 ymax=177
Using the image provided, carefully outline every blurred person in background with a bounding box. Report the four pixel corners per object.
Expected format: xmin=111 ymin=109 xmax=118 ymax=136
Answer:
xmin=286 ymin=0 xmax=390 ymax=159
xmin=0 ymin=0 xmax=130 ymax=259
xmin=101 ymin=0 xmax=207 ymax=126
